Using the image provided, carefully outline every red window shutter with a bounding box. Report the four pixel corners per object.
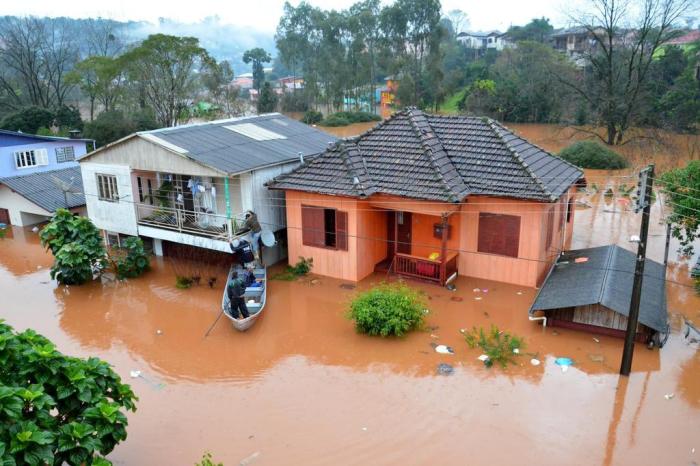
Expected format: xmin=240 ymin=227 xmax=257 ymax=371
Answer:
xmin=478 ymin=213 xmax=520 ymax=258
xmin=301 ymin=205 xmax=324 ymax=247
xmin=336 ymin=210 xmax=348 ymax=251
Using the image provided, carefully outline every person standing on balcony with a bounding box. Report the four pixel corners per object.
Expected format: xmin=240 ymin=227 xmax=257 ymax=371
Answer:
xmin=244 ymin=210 xmax=262 ymax=263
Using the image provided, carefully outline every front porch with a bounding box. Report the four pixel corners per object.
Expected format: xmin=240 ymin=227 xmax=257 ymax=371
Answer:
xmin=376 ymin=208 xmax=460 ymax=286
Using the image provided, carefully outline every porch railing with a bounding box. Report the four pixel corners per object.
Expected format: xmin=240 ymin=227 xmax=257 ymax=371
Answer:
xmin=135 ymin=203 xmax=248 ymax=241
xmin=394 ymin=252 xmax=459 ymax=285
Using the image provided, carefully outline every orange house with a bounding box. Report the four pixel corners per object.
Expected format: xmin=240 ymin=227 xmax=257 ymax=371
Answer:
xmin=269 ymin=109 xmax=583 ymax=288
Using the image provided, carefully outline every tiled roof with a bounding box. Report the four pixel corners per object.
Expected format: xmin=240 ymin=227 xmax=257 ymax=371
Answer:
xmin=530 ymin=245 xmax=668 ymax=332
xmin=0 ymin=166 xmax=85 ymax=212
xmin=269 ymin=109 xmax=583 ymax=202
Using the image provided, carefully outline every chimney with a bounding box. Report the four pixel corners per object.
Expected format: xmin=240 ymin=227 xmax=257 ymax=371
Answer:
xmin=69 ymin=129 xmax=81 ymax=139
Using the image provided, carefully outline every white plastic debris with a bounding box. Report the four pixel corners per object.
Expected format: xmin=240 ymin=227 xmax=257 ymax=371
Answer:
xmin=31 ymin=226 xmax=39 ymax=233
xmin=474 ymin=297 xmax=482 ymax=301
xmin=512 ymin=348 xmax=520 ymax=354
xmin=593 ymin=337 xmax=600 ymax=343
xmin=473 ymin=288 xmax=480 ymax=292
xmin=530 ymin=358 xmax=541 ymax=366
xmin=664 ymin=393 xmax=675 ymax=400
xmin=430 ymin=334 xmax=439 ymax=339
xmin=422 ymin=309 xmax=430 ymax=315
xmin=156 ymin=329 xmax=163 ymax=335
xmin=630 ymin=234 xmax=641 ymax=242
xmin=516 ymin=291 xmax=523 ymax=295
xmin=435 ymin=345 xmax=454 ymax=354
xmin=477 ymin=354 xmax=490 ymax=362
xmin=361 ymin=427 xmax=368 ymax=431
xmin=129 ymin=370 xmax=141 ymax=378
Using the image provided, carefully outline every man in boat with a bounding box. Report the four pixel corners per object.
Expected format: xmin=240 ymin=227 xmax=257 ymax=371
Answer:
xmin=227 ymin=271 xmax=249 ymax=319
xmin=230 ymin=238 xmax=255 ymax=265
xmin=243 ymin=264 xmax=262 ymax=288
xmin=244 ymin=210 xmax=263 ymax=263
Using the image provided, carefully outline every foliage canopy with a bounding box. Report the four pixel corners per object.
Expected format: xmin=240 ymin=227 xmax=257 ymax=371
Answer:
xmin=347 ymin=282 xmax=425 ymax=337
xmin=558 ymin=141 xmax=628 ymax=169
xmin=0 ymin=320 xmax=137 ymax=465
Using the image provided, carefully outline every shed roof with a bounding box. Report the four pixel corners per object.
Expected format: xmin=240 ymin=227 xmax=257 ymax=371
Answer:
xmin=0 ymin=129 xmax=94 ymax=143
xmin=529 ymin=245 xmax=668 ymax=332
xmin=80 ymin=113 xmax=336 ymax=176
xmin=269 ymin=108 xmax=582 ymax=202
xmin=0 ymin=166 xmax=85 ymax=212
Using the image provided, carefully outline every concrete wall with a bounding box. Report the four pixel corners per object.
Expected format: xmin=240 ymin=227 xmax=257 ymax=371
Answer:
xmin=80 ymin=161 xmax=138 ymax=236
xmin=0 ymin=136 xmax=86 ymax=177
xmin=0 ymin=185 xmax=51 ymax=226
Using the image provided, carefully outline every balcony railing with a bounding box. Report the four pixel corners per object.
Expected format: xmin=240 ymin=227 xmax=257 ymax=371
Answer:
xmin=135 ymin=203 xmax=247 ymax=241
xmin=394 ymin=252 xmax=458 ymax=285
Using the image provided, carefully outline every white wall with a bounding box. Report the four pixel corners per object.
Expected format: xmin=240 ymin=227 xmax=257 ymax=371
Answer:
xmin=138 ymin=225 xmax=231 ymax=253
xmin=80 ymin=162 xmax=138 ymax=236
xmin=0 ymin=185 xmax=52 ymax=226
xmin=243 ymin=162 xmax=298 ymax=233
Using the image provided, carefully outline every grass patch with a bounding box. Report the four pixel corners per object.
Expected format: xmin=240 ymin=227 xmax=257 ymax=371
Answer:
xmin=558 ymin=140 xmax=628 ymax=169
xmin=347 ymin=282 xmax=426 ymax=337
xmin=440 ymin=88 xmax=467 ymax=114
xmin=463 ymin=325 xmax=525 ymax=368
xmin=272 ymin=257 xmax=313 ymax=281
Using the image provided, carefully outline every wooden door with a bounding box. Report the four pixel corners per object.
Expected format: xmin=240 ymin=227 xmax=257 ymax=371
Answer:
xmin=0 ymin=208 xmax=10 ymax=225
xmin=396 ymin=211 xmax=412 ymax=254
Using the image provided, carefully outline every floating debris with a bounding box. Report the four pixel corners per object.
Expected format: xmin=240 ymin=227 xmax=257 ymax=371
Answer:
xmin=482 ymin=289 xmax=489 ymax=293
xmin=530 ymin=358 xmax=541 ymax=366
xmin=310 ymin=279 xmax=320 ymax=285
xmin=516 ymin=291 xmax=523 ymax=295
xmin=664 ymin=393 xmax=675 ymax=400
xmin=477 ymin=354 xmax=489 ymax=362
xmin=593 ymin=337 xmax=600 ymax=343
xmin=473 ymin=288 xmax=481 ymax=292
xmin=512 ymin=348 xmax=520 ymax=354
xmin=450 ymin=296 xmax=463 ymax=302
xmin=445 ymin=283 xmax=456 ymax=291
xmin=588 ymin=354 xmax=605 ymax=363
xmin=437 ymin=363 xmax=455 ymax=376
xmin=156 ymin=329 xmax=163 ymax=335
xmin=475 ymin=297 xmax=482 ymax=301
xmin=361 ymin=427 xmax=368 ymax=431
xmin=31 ymin=226 xmax=39 ymax=233
xmin=240 ymin=451 xmax=261 ymax=466
xmin=339 ymin=283 xmax=356 ymax=290
xmin=430 ymin=334 xmax=439 ymax=339
xmin=129 ymin=370 xmax=141 ymax=378
xmin=435 ymin=345 xmax=454 ymax=355
xmin=422 ymin=309 xmax=430 ymax=315
xmin=555 ymin=357 xmax=573 ymax=372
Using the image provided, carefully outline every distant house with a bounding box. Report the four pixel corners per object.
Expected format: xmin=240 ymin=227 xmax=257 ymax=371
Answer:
xmin=277 ymin=76 xmax=304 ymax=92
xmin=664 ymin=30 xmax=700 ymax=48
xmin=269 ymin=108 xmax=583 ymax=287
xmin=456 ymin=31 xmax=511 ymax=51
xmin=377 ymin=76 xmax=399 ymax=108
xmin=78 ymin=114 xmax=336 ymax=260
xmin=232 ymin=73 xmax=254 ymax=90
xmin=0 ymin=130 xmax=92 ymax=226
xmin=530 ymin=245 xmax=668 ymax=346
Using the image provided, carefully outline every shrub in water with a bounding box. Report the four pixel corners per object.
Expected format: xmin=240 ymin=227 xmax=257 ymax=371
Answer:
xmin=272 ymin=257 xmax=313 ymax=281
xmin=347 ymin=282 xmax=426 ymax=337
xmin=463 ymin=325 xmax=525 ymax=368
xmin=558 ymin=140 xmax=628 ymax=169
xmin=301 ymin=110 xmax=323 ymax=125
xmin=109 ymin=237 xmax=150 ymax=279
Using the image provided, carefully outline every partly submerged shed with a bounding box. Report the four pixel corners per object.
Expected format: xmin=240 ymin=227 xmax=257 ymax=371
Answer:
xmin=529 ymin=245 xmax=668 ymax=346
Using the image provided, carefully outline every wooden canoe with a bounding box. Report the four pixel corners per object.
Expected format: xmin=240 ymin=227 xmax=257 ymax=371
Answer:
xmin=221 ymin=265 xmax=267 ymax=332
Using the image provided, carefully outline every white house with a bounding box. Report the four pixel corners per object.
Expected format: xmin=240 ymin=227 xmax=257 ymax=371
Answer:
xmin=78 ymin=113 xmax=337 ymax=262
xmin=456 ymin=31 xmax=512 ymax=51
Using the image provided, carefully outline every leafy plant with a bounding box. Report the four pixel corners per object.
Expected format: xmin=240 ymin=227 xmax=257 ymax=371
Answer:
xmin=195 ymin=452 xmax=223 ymax=466
xmin=301 ymin=110 xmax=323 ymax=125
xmin=347 ymin=282 xmax=426 ymax=337
xmin=558 ymin=141 xmax=628 ymax=169
xmin=0 ymin=320 xmax=137 ymax=465
xmin=108 ymin=237 xmax=150 ymax=279
xmin=660 ymin=160 xmax=700 ymax=256
xmin=175 ymin=275 xmax=194 ymax=289
xmin=320 ymin=111 xmax=380 ymax=127
xmin=463 ymin=325 xmax=525 ymax=368
xmin=272 ymin=257 xmax=313 ymax=281
xmin=40 ymin=209 xmax=106 ymax=285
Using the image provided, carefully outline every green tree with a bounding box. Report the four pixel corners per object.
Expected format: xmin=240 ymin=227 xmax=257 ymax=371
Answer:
xmin=243 ymin=48 xmax=272 ymax=91
xmin=257 ymin=81 xmax=278 ymax=113
xmin=0 ymin=106 xmax=54 ymax=134
xmin=0 ymin=320 xmax=137 ymax=465
xmin=660 ymin=161 xmax=700 ymax=256
xmin=68 ymin=56 xmax=125 ymax=121
xmin=39 ymin=209 xmax=106 ymax=285
xmin=54 ymin=105 xmax=83 ymax=131
xmin=83 ymin=110 xmax=158 ymax=147
xmin=506 ymin=17 xmax=554 ymax=43
xmin=122 ymin=34 xmax=215 ymax=127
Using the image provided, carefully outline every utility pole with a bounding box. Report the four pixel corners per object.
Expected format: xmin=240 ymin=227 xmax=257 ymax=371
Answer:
xmin=620 ymin=165 xmax=654 ymax=376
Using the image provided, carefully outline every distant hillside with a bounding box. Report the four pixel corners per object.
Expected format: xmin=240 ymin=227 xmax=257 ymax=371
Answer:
xmin=0 ymin=15 xmax=276 ymax=75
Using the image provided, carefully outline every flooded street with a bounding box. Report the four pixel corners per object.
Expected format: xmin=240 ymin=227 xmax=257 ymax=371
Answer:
xmin=2 ymin=125 xmax=700 ymax=465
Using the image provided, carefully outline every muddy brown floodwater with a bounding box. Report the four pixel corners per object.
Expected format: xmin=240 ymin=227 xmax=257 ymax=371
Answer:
xmin=1 ymin=125 xmax=700 ymax=465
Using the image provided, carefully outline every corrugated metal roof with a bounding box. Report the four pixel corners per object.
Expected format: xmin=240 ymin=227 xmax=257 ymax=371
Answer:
xmin=0 ymin=129 xmax=94 ymax=143
xmin=0 ymin=166 xmax=85 ymax=212
xmin=529 ymin=245 xmax=668 ymax=332
xmin=138 ymin=113 xmax=337 ymax=175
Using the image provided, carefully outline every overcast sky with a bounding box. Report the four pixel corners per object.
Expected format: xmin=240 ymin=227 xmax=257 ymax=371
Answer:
xmin=2 ymin=0 xmax=571 ymax=33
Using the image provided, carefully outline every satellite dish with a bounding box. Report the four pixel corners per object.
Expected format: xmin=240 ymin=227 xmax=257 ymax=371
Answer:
xmin=261 ymin=229 xmax=276 ymax=247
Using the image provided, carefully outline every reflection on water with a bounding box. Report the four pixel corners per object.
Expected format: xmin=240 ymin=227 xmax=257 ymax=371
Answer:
xmin=1 ymin=123 xmax=699 ymax=464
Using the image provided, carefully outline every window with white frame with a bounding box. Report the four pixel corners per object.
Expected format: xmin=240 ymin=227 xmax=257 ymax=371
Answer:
xmin=14 ymin=148 xmax=48 ymax=169
xmin=97 ymin=174 xmax=119 ymax=202
xmin=55 ymin=146 xmax=75 ymax=163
